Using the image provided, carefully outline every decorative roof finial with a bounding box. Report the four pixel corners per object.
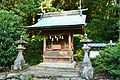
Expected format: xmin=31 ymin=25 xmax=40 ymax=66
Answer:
xmin=78 ymin=0 xmax=82 ymax=16
xmin=78 ymin=0 xmax=88 ymax=16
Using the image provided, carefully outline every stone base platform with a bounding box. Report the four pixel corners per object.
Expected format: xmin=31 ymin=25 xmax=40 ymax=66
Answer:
xmin=11 ymin=63 xmax=28 ymax=71
xmin=39 ymin=61 xmax=76 ymax=68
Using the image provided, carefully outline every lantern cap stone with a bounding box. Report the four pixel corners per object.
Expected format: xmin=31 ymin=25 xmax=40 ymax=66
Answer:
xmin=80 ymin=33 xmax=92 ymax=43
xmin=16 ymin=35 xmax=27 ymax=44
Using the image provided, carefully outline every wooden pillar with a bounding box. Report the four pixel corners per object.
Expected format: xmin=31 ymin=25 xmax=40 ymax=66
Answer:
xmin=68 ymin=34 xmax=71 ymax=51
xmin=71 ymin=35 xmax=73 ymax=50
xmin=43 ymin=34 xmax=46 ymax=54
xmin=71 ymin=35 xmax=74 ymax=61
xmin=68 ymin=34 xmax=72 ymax=62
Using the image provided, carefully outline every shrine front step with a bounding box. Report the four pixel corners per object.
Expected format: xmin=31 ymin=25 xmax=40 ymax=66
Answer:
xmin=39 ymin=61 xmax=76 ymax=68
xmin=30 ymin=64 xmax=79 ymax=72
xmin=21 ymin=64 xmax=81 ymax=78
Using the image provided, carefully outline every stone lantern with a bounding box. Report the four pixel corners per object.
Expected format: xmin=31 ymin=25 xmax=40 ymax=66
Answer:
xmin=80 ymin=33 xmax=93 ymax=80
xmin=11 ymin=35 xmax=28 ymax=71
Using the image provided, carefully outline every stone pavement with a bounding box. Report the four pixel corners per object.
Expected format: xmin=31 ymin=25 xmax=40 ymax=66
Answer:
xmin=0 ymin=64 xmax=112 ymax=80
xmin=0 ymin=64 xmax=86 ymax=80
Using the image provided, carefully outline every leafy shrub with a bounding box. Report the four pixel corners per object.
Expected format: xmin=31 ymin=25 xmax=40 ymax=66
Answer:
xmin=0 ymin=10 xmax=24 ymax=71
xmin=73 ymin=34 xmax=84 ymax=62
xmin=24 ymin=33 xmax=43 ymax=65
xmin=74 ymin=49 xmax=84 ymax=62
xmin=93 ymin=42 xmax=120 ymax=79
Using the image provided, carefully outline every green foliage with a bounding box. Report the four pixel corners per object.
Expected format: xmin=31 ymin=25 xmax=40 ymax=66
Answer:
xmin=24 ymin=32 xmax=43 ymax=65
xmin=85 ymin=0 xmax=120 ymax=42
xmin=87 ymin=18 xmax=119 ymax=42
xmin=93 ymin=42 xmax=120 ymax=79
xmin=26 ymin=76 xmax=32 ymax=80
xmin=0 ymin=0 xmax=37 ymax=25
xmin=11 ymin=0 xmax=38 ymax=25
xmin=40 ymin=0 xmax=57 ymax=12
xmin=73 ymin=34 xmax=84 ymax=61
xmin=0 ymin=10 xmax=24 ymax=71
xmin=74 ymin=49 xmax=84 ymax=62
xmin=0 ymin=0 xmax=57 ymax=25
xmin=52 ymin=0 xmax=79 ymax=10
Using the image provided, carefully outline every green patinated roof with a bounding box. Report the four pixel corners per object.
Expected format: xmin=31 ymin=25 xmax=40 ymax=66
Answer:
xmin=27 ymin=14 xmax=86 ymax=29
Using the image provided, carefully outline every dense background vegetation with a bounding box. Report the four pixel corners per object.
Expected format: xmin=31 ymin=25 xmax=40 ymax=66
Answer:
xmin=0 ymin=0 xmax=120 ymax=78
xmin=93 ymin=42 xmax=120 ymax=79
xmin=0 ymin=10 xmax=24 ymax=71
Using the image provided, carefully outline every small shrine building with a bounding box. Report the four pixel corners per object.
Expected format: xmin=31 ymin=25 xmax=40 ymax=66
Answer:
xmin=26 ymin=10 xmax=86 ymax=68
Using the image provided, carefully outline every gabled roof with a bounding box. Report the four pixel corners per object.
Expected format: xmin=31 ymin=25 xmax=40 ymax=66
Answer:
xmin=26 ymin=10 xmax=86 ymax=30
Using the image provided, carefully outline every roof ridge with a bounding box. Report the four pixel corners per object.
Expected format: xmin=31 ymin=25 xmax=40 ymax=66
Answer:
xmin=38 ymin=10 xmax=80 ymax=18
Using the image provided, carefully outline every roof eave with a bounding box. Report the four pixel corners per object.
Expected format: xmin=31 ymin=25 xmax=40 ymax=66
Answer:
xmin=26 ymin=24 xmax=85 ymax=30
